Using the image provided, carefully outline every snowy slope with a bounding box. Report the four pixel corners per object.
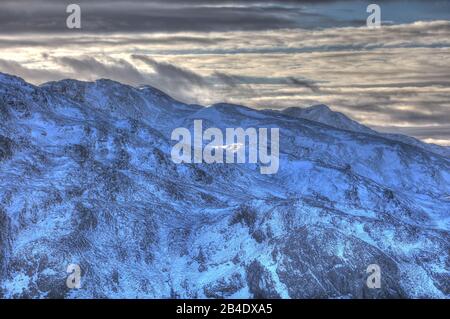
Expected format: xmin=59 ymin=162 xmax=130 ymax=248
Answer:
xmin=0 ymin=72 xmax=449 ymax=299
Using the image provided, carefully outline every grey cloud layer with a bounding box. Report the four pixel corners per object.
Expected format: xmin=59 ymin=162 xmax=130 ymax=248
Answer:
xmin=0 ymin=0 xmax=335 ymax=33
xmin=1 ymin=0 xmax=450 ymax=33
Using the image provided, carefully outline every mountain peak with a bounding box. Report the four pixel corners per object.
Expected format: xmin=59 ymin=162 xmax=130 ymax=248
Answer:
xmin=281 ymin=104 xmax=449 ymax=157
xmin=282 ymin=104 xmax=374 ymax=135
xmin=306 ymin=104 xmax=332 ymax=112
xmin=138 ymin=84 xmax=173 ymax=99
xmin=0 ymin=72 xmax=29 ymax=87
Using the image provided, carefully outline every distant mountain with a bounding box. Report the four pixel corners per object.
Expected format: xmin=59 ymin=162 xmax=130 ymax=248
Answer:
xmin=282 ymin=104 xmax=376 ymax=135
xmin=282 ymin=104 xmax=450 ymax=158
xmin=0 ymin=72 xmax=449 ymax=298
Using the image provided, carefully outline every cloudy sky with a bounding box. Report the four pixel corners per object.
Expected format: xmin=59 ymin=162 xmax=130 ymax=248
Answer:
xmin=1 ymin=0 xmax=450 ymax=145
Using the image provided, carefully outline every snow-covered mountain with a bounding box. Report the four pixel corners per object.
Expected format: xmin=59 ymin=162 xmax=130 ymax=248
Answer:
xmin=282 ymin=104 xmax=450 ymax=158
xmin=282 ymin=104 xmax=377 ymax=136
xmin=0 ymin=72 xmax=449 ymax=298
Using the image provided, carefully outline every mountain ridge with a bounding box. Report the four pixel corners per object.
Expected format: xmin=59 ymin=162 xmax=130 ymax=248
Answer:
xmin=2 ymin=71 xmax=448 ymax=156
xmin=0 ymin=72 xmax=448 ymax=298
xmin=281 ymin=104 xmax=450 ymax=158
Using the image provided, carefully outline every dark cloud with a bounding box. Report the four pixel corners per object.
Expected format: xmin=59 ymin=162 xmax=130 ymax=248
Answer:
xmin=132 ymin=54 xmax=319 ymax=92
xmin=287 ymin=77 xmax=321 ymax=93
xmin=131 ymin=54 xmax=207 ymax=87
xmin=2 ymin=0 xmax=449 ymax=34
xmin=59 ymin=56 xmax=147 ymax=85
xmin=0 ymin=0 xmax=330 ymax=33
xmin=0 ymin=59 xmax=66 ymax=83
xmin=388 ymin=108 xmax=450 ymax=125
xmin=213 ymin=74 xmax=321 ymax=93
xmin=0 ymin=35 xmax=226 ymax=49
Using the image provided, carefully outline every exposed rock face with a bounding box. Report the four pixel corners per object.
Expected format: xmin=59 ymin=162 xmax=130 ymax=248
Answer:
xmin=246 ymin=261 xmax=281 ymax=299
xmin=0 ymin=72 xmax=449 ymax=299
